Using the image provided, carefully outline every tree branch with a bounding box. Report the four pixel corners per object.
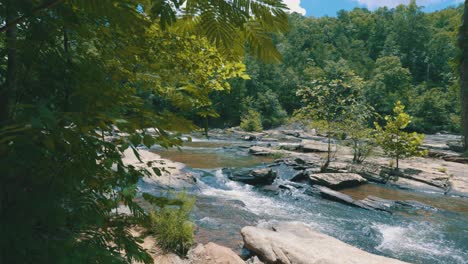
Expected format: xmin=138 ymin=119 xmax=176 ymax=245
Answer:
xmin=0 ymin=0 xmax=64 ymax=33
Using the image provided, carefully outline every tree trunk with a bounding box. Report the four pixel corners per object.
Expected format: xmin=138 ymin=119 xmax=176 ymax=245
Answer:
xmin=0 ymin=0 xmax=17 ymax=123
xmin=460 ymin=1 xmax=468 ymax=151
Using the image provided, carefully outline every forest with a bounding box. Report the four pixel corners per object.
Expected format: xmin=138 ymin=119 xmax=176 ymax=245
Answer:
xmin=207 ymin=2 xmax=463 ymax=134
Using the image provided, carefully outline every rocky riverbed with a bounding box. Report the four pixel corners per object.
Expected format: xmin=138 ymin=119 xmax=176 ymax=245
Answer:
xmin=131 ymin=127 xmax=468 ymax=264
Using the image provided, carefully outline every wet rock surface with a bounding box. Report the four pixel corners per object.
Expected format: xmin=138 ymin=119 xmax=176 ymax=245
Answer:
xmin=224 ymin=168 xmax=277 ymax=185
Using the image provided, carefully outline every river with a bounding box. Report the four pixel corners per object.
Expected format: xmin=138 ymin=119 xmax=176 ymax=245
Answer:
xmin=146 ymin=139 xmax=468 ymax=264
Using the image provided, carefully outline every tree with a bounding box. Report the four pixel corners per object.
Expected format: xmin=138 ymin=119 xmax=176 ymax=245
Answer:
xmin=375 ymin=101 xmax=427 ymax=170
xmin=460 ymin=0 xmax=468 ymax=150
xmin=341 ymin=104 xmax=376 ymax=164
xmin=0 ymin=1 xmax=288 ymax=263
xmin=296 ymin=67 xmax=364 ymax=171
xmin=365 ymin=56 xmax=412 ymax=116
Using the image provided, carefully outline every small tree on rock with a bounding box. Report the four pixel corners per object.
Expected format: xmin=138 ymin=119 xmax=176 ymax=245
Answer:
xmin=375 ymin=101 xmax=427 ymax=170
xmin=296 ymin=71 xmax=364 ymax=171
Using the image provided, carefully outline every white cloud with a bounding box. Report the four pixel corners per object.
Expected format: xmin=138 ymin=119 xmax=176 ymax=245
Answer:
xmin=283 ymin=0 xmax=307 ymax=15
xmin=353 ymin=0 xmax=459 ymax=9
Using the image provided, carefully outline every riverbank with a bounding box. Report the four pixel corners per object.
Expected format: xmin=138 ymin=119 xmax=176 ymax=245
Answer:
xmin=194 ymin=127 xmax=468 ymax=197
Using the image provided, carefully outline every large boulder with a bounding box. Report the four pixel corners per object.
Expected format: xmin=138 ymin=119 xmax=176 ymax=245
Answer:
xmin=224 ymin=168 xmax=277 ymax=185
xmin=241 ymin=222 xmax=409 ymax=264
xmin=188 ymin=242 xmax=245 ymax=264
xmin=308 ymin=173 xmax=367 ymax=189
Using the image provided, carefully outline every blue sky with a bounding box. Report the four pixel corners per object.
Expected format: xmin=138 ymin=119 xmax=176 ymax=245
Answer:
xmin=283 ymin=0 xmax=464 ymax=17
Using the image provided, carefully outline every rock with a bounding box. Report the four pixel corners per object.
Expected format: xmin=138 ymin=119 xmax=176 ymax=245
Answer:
xmin=316 ymin=186 xmax=391 ymax=212
xmin=358 ymin=196 xmax=394 ymax=213
xmin=246 ymin=256 xmax=264 ymax=264
xmin=447 ymin=141 xmax=464 ymax=153
xmin=249 ymin=146 xmax=273 ymax=156
xmin=290 ymin=171 xmax=307 ymax=182
xmin=241 ymin=222 xmax=409 ymax=264
xmin=281 ymin=130 xmax=301 ymax=137
xmin=242 ymin=135 xmax=257 ymax=141
xmin=153 ymin=253 xmax=188 ymax=264
xmin=442 ymin=156 xmax=468 ymax=164
xmin=188 ymin=242 xmax=245 ymax=264
xmin=224 ymin=168 xmax=277 ymax=185
xmin=261 ymin=137 xmax=279 ymax=142
xmin=308 ymin=173 xmax=367 ymax=189
xmin=260 ymin=185 xmax=281 ymax=194
xmin=277 ymin=143 xmax=301 ymax=151
xmin=395 ymin=200 xmax=436 ymax=211
xmin=300 ymin=140 xmax=333 ymax=153
xmin=122 ymin=148 xmax=194 ymax=189
xmin=278 ymin=184 xmax=297 ymax=192
xmin=317 ymin=186 xmax=357 ymax=207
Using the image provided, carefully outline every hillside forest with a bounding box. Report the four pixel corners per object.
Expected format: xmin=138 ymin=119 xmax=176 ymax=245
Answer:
xmin=205 ymin=2 xmax=463 ymax=134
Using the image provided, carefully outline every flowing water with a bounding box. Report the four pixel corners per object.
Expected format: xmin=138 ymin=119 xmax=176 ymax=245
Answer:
xmin=148 ymin=138 xmax=468 ymax=264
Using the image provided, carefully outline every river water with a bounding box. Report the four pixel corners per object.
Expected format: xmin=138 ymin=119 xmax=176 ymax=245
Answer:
xmin=149 ymin=139 xmax=468 ymax=264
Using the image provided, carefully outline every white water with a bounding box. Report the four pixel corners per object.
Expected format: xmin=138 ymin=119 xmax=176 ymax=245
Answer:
xmin=193 ymin=167 xmax=468 ymax=264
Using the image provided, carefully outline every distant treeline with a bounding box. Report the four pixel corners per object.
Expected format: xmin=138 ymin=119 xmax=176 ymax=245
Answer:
xmin=205 ymin=2 xmax=462 ymax=133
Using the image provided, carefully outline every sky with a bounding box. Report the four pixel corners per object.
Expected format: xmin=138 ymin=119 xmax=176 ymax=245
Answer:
xmin=283 ymin=0 xmax=464 ymax=17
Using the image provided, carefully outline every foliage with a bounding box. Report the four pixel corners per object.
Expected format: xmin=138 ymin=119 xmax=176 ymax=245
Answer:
xmin=364 ymin=56 xmax=412 ymax=116
xmin=296 ymin=68 xmax=364 ymax=170
xmin=374 ymin=101 xmax=428 ymax=169
xmin=240 ymin=109 xmax=263 ymax=132
xmin=213 ymin=3 xmax=463 ymax=133
xmin=146 ymin=193 xmax=195 ymax=256
xmin=0 ymin=0 xmax=288 ymax=263
xmin=341 ymin=104 xmax=376 ymax=164
xmin=408 ymin=87 xmax=453 ymax=133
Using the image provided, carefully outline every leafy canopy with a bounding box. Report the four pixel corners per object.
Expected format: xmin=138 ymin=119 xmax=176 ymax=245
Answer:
xmin=0 ymin=0 xmax=288 ymax=263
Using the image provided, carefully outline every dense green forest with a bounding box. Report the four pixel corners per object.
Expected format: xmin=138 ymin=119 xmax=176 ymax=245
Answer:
xmin=209 ymin=2 xmax=463 ymax=134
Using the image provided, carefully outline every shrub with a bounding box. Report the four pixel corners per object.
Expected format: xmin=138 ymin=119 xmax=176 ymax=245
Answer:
xmin=374 ymin=101 xmax=427 ymax=170
xmin=240 ymin=109 xmax=263 ymax=132
xmin=146 ymin=193 xmax=195 ymax=256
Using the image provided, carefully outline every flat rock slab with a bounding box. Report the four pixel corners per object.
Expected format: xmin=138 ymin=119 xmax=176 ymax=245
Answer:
xmin=241 ymin=222 xmax=409 ymax=264
xmin=300 ymin=140 xmax=333 ymax=153
xmin=249 ymin=146 xmax=277 ymax=156
xmin=317 ymin=186 xmax=357 ymax=206
xmin=309 ymin=173 xmax=367 ymax=189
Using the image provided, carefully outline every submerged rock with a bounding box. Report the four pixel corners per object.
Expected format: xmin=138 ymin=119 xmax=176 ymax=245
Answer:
xmin=241 ymin=222 xmax=409 ymax=264
xmin=224 ymin=168 xmax=277 ymax=185
xmin=357 ymin=196 xmax=395 ymax=212
xmin=188 ymin=242 xmax=245 ymax=264
xmin=308 ymin=173 xmax=367 ymax=189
